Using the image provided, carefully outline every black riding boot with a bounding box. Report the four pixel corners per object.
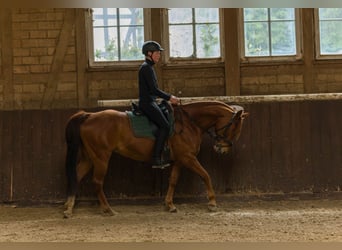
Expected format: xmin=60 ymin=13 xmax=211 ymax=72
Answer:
xmin=152 ymin=128 xmax=170 ymax=169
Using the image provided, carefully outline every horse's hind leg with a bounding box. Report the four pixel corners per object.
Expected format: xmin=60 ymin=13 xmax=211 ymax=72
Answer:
xmin=64 ymin=197 xmax=76 ymax=218
xmin=93 ymin=168 xmax=117 ymax=215
xmin=91 ymin=153 xmax=117 ymax=216
xmin=64 ymin=156 xmax=92 ymax=218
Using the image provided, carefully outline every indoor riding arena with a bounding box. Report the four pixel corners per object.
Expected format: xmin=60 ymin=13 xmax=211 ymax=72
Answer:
xmin=0 ymin=8 xmax=342 ymax=243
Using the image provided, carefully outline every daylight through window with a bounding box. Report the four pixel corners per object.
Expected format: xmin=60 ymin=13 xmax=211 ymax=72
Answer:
xmin=168 ymin=8 xmax=221 ymax=58
xmin=92 ymin=8 xmax=145 ymax=62
xmin=243 ymin=8 xmax=297 ymax=57
xmin=318 ymin=8 xmax=342 ymax=55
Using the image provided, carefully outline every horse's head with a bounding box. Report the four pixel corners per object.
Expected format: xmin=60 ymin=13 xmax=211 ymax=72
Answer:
xmin=213 ymin=105 xmax=249 ymax=154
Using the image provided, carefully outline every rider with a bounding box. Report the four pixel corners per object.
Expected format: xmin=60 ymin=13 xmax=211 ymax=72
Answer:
xmin=138 ymin=41 xmax=180 ymax=168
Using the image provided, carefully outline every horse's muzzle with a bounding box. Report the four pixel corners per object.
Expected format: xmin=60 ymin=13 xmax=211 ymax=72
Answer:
xmin=213 ymin=143 xmax=231 ymax=154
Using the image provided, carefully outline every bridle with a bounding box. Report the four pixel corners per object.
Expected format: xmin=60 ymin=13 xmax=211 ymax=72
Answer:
xmin=206 ymin=111 xmax=239 ymax=148
xmin=175 ymin=103 xmax=240 ymax=148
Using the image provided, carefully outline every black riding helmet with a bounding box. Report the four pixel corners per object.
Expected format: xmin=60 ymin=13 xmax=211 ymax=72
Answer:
xmin=142 ymin=41 xmax=164 ymax=56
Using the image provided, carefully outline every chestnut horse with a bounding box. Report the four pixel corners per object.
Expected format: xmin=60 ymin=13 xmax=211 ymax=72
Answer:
xmin=63 ymin=101 xmax=248 ymax=218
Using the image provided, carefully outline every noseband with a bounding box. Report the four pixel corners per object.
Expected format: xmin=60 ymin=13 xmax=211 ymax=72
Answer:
xmin=207 ymin=113 xmax=238 ymax=148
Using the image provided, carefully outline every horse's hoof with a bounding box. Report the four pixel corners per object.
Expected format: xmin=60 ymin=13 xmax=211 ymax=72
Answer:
xmin=208 ymin=204 xmax=218 ymax=212
xmin=63 ymin=210 xmax=72 ymax=219
xmin=165 ymin=204 xmax=178 ymax=213
xmin=102 ymin=208 xmax=118 ymax=216
xmin=169 ymin=207 xmax=178 ymax=213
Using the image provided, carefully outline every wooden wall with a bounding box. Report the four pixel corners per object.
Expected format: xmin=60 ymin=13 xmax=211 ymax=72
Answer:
xmin=1 ymin=96 xmax=341 ymax=203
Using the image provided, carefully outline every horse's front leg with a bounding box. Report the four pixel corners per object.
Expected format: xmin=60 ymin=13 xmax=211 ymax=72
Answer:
xmin=165 ymin=163 xmax=181 ymax=212
xmin=183 ymin=156 xmax=217 ymax=212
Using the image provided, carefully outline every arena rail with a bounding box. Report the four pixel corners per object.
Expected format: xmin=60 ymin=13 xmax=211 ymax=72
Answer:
xmin=98 ymin=93 xmax=342 ymax=107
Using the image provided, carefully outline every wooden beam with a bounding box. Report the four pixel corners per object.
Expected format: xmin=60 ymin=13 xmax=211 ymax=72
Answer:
xmin=223 ymin=8 xmax=241 ymax=96
xmin=41 ymin=9 xmax=75 ymax=109
xmin=302 ymin=8 xmax=315 ymax=93
xmin=0 ymin=8 xmax=14 ymax=109
xmin=150 ymin=8 xmax=165 ymax=90
xmin=75 ymin=9 xmax=88 ymax=108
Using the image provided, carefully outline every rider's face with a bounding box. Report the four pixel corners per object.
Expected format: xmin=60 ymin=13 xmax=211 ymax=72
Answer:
xmin=150 ymin=51 xmax=161 ymax=63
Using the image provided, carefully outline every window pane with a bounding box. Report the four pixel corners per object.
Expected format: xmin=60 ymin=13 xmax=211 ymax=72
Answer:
xmin=271 ymin=21 xmax=296 ymax=55
xmin=169 ymin=25 xmax=193 ymax=57
xmin=243 ymin=8 xmax=297 ymax=57
xmin=244 ymin=8 xmax=268 ymax=21
xmin=196 ymin=24 xmax=220 ymax=58
xmin=195 ymin=8 xmax=219 ymax=23
xmin=93 ymin=19 xmax=104 ymax=27
xmin=92 ymin=8 xmax=144 ymax=62
xmin=93 ymin=8 xmax=103 ymax=15
xmin=93 ymin=9 xmax=117 ymax=27
xmin=169 ymin=8 xmax=192 ymax=24
xmin=93 ymin=27 xmax=118 ymax=61
xmin=244 ymin=22 xmax=269 ymax=56
xmin=319 ymin=8 xmax=342 ymax=20
xmin=319 ymin=8 xmax=342 ymax=55
xmin=320 ymin=21 xmax=342 ymax=54
xmin=270 ymin=8 xmax=294 ymax=20
xmin=119 ymin=8 xmax=143 ymax=26
xmin=120 ymin=26 xmax=144 ymax=60
xmin=107 ymin=8 xmax=116 ymax=15
xmin=169 ymin=8 xmax=221 ymax=59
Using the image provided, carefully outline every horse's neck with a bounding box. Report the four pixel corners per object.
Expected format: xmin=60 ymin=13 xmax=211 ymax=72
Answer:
xmin=183 ymin=102 xmax=233 ymax=130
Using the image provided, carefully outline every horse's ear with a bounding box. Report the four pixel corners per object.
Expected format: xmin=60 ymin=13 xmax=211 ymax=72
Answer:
xmin=241 ymin=111 xmax=249 ymax=119
xmin=234 ymin=110 xmax=249 ymax=121
xmin=234 ymin=110 xmax=243 ymax=121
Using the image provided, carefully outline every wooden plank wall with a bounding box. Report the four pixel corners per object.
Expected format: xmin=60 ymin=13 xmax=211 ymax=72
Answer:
xmin=1 ymin=99 xmax=341 ymax=203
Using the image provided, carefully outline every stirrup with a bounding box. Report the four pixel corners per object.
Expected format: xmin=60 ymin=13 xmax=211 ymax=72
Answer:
xmin=151 ymin=159 xmax=170 ymax=169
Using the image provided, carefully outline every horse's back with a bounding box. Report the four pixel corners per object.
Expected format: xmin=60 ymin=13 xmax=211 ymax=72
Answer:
xmin=76 ymin=109 xmax=126 ymax=137
xmin=78 ymin=108 xmax=154 ymax=161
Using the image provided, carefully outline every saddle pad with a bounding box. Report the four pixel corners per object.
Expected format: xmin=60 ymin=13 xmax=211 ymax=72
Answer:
xmin=126 ymin=111 xmax=156 ymax=139
xmin=126 ymin=111 xmax=174 ymax=139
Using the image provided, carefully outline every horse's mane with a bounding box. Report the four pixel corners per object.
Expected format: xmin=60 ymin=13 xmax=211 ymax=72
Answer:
xmin=180 ymin=100 xmax=237 ymax=113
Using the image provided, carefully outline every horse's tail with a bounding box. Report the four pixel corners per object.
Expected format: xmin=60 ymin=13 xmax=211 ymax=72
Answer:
xmin=65 ymin=111 xmax=90 ymax=197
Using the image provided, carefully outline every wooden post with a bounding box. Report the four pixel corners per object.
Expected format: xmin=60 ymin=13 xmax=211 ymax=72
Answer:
xmin=223 ymin=8 xmax=241 ymax=96
xmin=1 ymin=8 xmax=14 ymax=109
xmin=302 ymin=8 xmax=315 ymax=93
xmin=75 ymin=9 xmax=88 ymax=108
xmin=150 ymin=8 xmax=165 ymax=90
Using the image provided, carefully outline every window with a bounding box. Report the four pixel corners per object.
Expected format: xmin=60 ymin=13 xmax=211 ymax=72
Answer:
xmin=317 ymin=8 xmax=342 ymax=57
xmin=242 ymin=8 xmax=300 ymax=60
xmin=89 ymin=8 xmax=148 ymax=65
xmin=167 ymin=8 xmax=221 ymax=59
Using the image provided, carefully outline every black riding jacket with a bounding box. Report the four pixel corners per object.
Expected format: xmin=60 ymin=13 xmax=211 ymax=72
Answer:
xmin=138 ymin=59 xmax=171 ymax=103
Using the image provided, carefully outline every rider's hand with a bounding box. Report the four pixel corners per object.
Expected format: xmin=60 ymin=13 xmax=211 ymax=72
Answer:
xmin=170 ymin=95 xmax=180 ymax=105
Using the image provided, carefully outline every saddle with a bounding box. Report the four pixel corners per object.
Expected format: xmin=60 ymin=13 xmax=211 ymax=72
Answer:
xmin=126 ymin=100 xmax=174 ymax=139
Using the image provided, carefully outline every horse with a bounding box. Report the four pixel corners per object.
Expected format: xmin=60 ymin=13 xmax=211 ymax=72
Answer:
xmin=63 ymin=100 xmax=249 ymax=218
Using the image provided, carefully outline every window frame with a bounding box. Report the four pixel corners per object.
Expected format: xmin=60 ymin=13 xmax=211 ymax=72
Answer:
xmin=86 ymin=8 xmax=151 ymax=69
xmin=314 ymin=8 xmax=342 ymax=60
xmin=161 ymin=8 xmax=224 ymax=66
xmin=239 ymin=8 xmax=303 ymax=64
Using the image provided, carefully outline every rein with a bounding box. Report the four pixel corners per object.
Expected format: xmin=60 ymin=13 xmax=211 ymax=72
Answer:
xmin=174 ymin=102 xmax=237 ymax=147
xmin=212 ymin=111 xmax=240 ymax=147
